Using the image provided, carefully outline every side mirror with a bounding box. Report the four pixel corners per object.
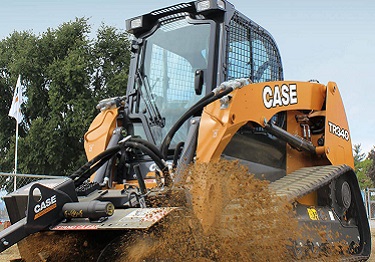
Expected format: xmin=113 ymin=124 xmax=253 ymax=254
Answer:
xmin=194 ymin=69 xmax=204 ymax=95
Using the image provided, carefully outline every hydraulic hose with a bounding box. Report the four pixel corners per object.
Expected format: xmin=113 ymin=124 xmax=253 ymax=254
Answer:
xmin=74 ymin=154 xmax=116 ymax=187
xmin=130 ymin=137 xmax=165 ymax=161
xmin=124 ymin=141 xmax=167 ymax=172
xmin=125 ymin=141 xmax=171 ymax=186
xmin=160 ymin=78 xmax=249 ymax=159
xmin=71 ymin=79 xmax=249 ymax=188
xmin=160 ymin=87 xmax=234 ymax=159
xmin=70 ymin=139 xmax=168 ymax=188
xmin=70 ymin=145 xmax=122 ymax=186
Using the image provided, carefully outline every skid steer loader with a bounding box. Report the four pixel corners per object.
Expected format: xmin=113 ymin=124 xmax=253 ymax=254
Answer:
xmin=0 ymin=0 xmax=371 ymax=261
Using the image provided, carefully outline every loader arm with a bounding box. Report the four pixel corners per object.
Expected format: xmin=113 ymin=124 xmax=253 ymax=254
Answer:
xmin=196 ymin=80 xmax=354 ymax=169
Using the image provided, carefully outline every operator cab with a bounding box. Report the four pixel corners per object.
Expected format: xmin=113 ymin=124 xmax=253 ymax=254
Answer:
xmin=125 ymin=0 xmax=285 ymax=177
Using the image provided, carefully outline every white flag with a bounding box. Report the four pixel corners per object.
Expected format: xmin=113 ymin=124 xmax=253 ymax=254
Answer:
xmin=8 ymin=75 xmax=23 ymax=124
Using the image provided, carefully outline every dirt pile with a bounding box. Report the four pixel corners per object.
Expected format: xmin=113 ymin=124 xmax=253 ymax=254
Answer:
xmin=17 ymin=230 xmax=120 ymax=262
xmin=117 ymin=160 xmax=299 ymax=262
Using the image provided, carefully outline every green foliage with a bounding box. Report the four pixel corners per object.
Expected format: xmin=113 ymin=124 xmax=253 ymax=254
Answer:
xmin=0 ymin=18 xmax=130 ymax=175
xmin=353 ymin=144 xmax=365 ymax=163
xmin=92 ymin=24 xmax=130 ymax=98
xmin=356 ymin=159 xmax=373 ymax=189
xmin=366 ymin=146 xmax=375 ymax=186
xmin=353 ymin=144 xmax=374 ymax=189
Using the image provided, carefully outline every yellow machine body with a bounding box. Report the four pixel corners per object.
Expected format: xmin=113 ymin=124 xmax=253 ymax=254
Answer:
xmin=197 ymin=81 xmax=353 ymax=168
xmin=196 ymin=81 xmax=353 ymax=206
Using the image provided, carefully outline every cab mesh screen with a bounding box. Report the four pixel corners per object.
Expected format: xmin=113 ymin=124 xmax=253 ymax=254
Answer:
xmin=226 ymin=13 xmax=283 ymax=82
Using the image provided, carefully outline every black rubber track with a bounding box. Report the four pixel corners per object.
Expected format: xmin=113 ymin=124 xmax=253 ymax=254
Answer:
xmin=269 ymin=165 xmax=371 ymax=261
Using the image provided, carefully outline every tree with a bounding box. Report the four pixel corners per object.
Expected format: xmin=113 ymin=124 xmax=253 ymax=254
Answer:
xmin=92 ymin=24 xmax=130 ymax=99
xmin=0 ymin=18 xmax=130 ymax=176
xmin=366 ymin=146 xmax=375 ymax=185
xmin=353 ymin=144 xmax=366 ymax=164
xmin=353 ymin=144 xmax=373 ymax=189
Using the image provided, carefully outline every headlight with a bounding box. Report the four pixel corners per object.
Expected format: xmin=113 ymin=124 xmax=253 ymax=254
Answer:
xmin=217 ymin=0 xmax=225 ymax=9
xmin=129 ymin=17 xmax=143 ymax=30
xmin=196 ymin=0 xmax=211 ymax=12
xmin=196 ymin=0 xmax=226 ymax=13
xmin=126 ymin=16 xmax=144 ymax=33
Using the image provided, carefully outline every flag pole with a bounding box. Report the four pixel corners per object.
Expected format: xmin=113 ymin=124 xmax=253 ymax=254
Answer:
xmin=13 ymin=84 xmax=20 ymax=192
xmin=9 ymin=75 xmax=22 ymax=192
xmin=14 ymin=120 xmax=18 ymax=192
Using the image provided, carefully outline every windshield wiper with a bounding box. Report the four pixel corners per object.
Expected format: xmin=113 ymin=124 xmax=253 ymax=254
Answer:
xmin=136 ymin=69 xmax=165 ymax=128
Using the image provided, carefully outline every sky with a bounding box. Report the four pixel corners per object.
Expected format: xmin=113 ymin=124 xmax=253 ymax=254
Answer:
xmin=1 ymin=0 xmax=374 ymax=154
